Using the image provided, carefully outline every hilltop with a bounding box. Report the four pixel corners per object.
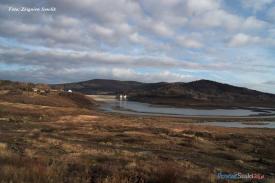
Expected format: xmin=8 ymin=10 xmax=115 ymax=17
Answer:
xmin=52 ymin=79 xmax=143 ymax=94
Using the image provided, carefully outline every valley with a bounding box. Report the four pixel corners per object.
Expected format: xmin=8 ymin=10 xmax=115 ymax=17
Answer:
xmin=0 ymin=80 xmax=275 ymax=182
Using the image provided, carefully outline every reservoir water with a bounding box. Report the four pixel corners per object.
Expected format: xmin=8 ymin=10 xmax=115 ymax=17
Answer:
xmin=88 ymin=95 xmax=275 ymax=128
xmin=94 ymin=96 xmax=275 ymax=117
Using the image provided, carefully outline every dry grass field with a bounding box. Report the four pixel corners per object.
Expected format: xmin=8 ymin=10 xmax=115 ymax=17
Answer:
xmin=0 ymin=91 xmax=275 ymax=182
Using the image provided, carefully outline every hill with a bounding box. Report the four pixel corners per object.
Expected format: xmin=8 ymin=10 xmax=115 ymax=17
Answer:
xmin=0 ymin=80 xmax=95 ymax=109
xmin=52 ymin=79 xmax=143 ymax=94
xmin=53 ymin=79 xmax=275 ymax=108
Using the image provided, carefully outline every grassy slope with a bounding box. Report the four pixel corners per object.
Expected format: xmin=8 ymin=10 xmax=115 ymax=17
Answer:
xmin=129 ymin=80 xmax=275 ymax=108
xmin=0 ymin=90 xmax=275 ymax=182
xmin=0 ymin=91 xmax=95 ymax=108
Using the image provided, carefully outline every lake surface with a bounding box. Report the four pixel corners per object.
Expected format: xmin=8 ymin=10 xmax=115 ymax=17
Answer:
xmin=96 ymin=97 xmax=275 ymax=117
xmin=88 ymin=95 xmax=275 ymax=128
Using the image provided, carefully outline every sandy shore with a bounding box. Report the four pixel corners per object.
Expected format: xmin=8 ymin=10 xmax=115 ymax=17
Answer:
xmin=87 ymin=95 xmax=116 ymax=102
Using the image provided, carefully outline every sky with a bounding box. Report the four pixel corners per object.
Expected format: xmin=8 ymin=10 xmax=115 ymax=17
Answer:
xmin=0 ymin=0 xmax=275 ymax=93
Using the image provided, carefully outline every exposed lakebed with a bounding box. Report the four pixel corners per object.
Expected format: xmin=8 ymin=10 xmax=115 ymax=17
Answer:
xmin=192 ymin=121 xmax=275 ymax=128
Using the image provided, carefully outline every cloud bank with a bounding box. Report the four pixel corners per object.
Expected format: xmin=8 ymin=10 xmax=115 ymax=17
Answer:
xmin=0 ymin=0 xmax=274 ymax=93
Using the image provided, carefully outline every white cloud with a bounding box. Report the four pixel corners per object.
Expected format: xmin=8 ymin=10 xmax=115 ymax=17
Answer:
xmin=177 ymin=36 xmax=203 ymax=48
xmin=0 ymin=65 xmax=196 ymax=84
xmin=228 ymin=33 xmax=261 ymax=47
xmin=241 ymin=0 xmax=273 ymax=12
xmin=100 ymin=68 xmax=196 ymax=83
xmin=242 ymin=16 xmax=267 ymax=30
xmin=191 ymin=10 xmax=242 ymax=30
xmin=129 ymin=32 xmax=148 ymax=44
xmin=186 ymin=0 xmax=220 ymax=15
xmin=149 ymin=21 xmax=174 ymax=37
xmin=0 ymin=0 xmax=274 ymax=94
xmin=55 ymin=16 xmax=80 ymax=27
xmin=190 ymin=6 xmax=268 ymax=31
xmin=92 ymin=24 xmax=114 ymax=38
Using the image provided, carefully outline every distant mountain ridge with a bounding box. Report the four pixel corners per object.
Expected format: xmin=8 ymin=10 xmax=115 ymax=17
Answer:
xmin=52 ymin=79 xmax=144 ymax=94
xmin=52 ymin=79 xmax=275 ymax=108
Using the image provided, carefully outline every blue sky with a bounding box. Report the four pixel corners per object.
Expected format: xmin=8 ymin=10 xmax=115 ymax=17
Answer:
xmin=0 ymin=0 xmax=275 ymax=93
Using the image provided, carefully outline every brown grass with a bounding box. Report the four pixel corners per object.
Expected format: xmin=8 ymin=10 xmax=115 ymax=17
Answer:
xmin=0 ymin=91 xmax=95 ymax=109
xmin=0 ymin=91 xmax=274 ymax=182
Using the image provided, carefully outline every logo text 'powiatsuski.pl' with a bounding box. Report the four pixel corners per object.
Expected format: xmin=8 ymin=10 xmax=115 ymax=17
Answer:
xmin=217 ymin=172 xmax=265 ymax=180
xmin=8 ymin=6 xmax=56 ymax=13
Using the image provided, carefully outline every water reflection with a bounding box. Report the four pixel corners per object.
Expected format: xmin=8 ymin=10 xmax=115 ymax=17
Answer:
xmin=119 ymin=100 xmax=127 ymax=108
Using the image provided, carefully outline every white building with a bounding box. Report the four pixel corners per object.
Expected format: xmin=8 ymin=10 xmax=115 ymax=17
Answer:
xmin=68 ymin=90 xmax=72 ymax=93
xmin=32 ymin=88 xmax=38 ymax=93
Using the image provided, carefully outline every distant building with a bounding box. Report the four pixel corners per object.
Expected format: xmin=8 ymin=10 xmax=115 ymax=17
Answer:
xmin=39 ymin=90 xmax=46 ymax=95
xmin=124 ymin=95 xmax=127 ymax=100
xmin=32 ymin=88 xmax=38 ymax=93
xmin=119 ymin=94 xmax=123 ymax=100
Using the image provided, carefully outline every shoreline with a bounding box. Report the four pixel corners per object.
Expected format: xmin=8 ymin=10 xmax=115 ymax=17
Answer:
xmin=87 ymin=94 xmax=275 ymax=110
xmin=88 ymin=95 xmax=275 ymax=120
xmin=101 ymin=108 xmax=275 ymax=120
